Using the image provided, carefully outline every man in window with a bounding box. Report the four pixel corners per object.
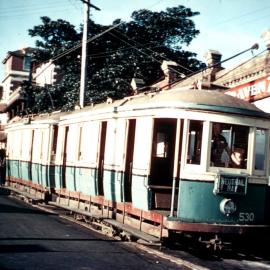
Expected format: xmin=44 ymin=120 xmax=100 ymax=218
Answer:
xmin=211 ymin=123 xmax=230 ymax=167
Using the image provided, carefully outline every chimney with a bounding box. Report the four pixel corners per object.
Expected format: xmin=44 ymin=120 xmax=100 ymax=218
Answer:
xmin=261 ymin=29 xmax=270 ymax=50
xmin=261 ymin=29 xmax=270 ymax=74
xmin=203 ymin=50 xmax=223 ymax=84
xmin=161 ymin=60 xmax=185 ymax=86
xmin=204 ymin=50 xmax=222 ymax=68
xmin=131 ymin=78 xmax=145 ymax=94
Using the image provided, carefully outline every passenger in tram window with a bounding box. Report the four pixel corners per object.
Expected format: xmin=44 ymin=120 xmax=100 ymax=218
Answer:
xmin=211 ymin=123 xmax=230 ymax=167
xmin=231 ymin=145 xmax=246 ymax=169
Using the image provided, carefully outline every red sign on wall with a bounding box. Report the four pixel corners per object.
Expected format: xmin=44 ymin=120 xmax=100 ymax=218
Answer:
xmin=225 ymin=76 xmax=270 ymax=102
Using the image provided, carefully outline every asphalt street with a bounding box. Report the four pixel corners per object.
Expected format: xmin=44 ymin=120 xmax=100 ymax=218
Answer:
xmin=0 ymin=190 xmax=182 ymax=270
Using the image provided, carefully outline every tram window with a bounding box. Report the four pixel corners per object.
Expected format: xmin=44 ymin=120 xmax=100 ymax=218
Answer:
xmin=40 ymin=131 xmax=44 ymax=160
xmin=52 ymin=126 xmax=58 ymax=154
xmin=186 ymin=120 xmax=203 ymax=165
xmin=77 ymin=126 xmax=83 ymax=160
xmin=211 ymin=122 xmax=249 ymax=169
xmin=155 ymin=132 xmax=168 ymax=158
xmin=255 ymin=128 xmax=266 ymax=171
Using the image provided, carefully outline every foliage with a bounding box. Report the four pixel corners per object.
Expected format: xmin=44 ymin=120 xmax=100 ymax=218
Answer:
xmin=21 ymin=5 xmax=206 ymax=113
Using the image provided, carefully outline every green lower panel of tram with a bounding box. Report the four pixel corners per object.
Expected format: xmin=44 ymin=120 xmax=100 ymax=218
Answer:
xmin=75 ymin=167 xmax=98 ymax=195
xmin=7 ymin=160 xmax=21 ymax=179
xmin=177 ymin=179 xmax=267 ymax=224
xmin=54 ymin=165 xmax=64 ymax=189
xmin=131 ymin=174 xmax=152 ymax=210
xmin=32 ymin=163 xmax=43 ymax=186
xmin=62 ymin=166 xmax=98 ymax=196
xmin=7 ymin=160 xmax=57 ymax=189
xmin=103 ymin=169 xmax=123 ymax=202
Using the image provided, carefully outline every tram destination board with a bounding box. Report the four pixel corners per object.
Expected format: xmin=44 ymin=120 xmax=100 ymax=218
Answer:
xmin=214 ymin=174 xmax=248 ymax=195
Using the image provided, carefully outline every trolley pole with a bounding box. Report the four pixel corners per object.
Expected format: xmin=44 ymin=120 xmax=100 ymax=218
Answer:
xmin=79 ymin=0 xmax=90 ymax=108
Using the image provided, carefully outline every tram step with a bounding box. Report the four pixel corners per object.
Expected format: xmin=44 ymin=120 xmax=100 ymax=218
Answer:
xmin=103 ymin=218 xmax=161 ymax=244
xmin=4 ymin=186 xmax=44 ymax=204
xmin=48 ymin=201 xmax=103 ymax=220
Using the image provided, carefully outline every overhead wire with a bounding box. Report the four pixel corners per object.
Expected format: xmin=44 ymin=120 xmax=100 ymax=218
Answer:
xmin=11 ymin=0 xmax=269 ymax=90
xmin=33 ymin=21 xmax=124 ymax=79
xmin=0 ymin=3 xmax=68 ymax=17
xmin=107 ymin=31 xmax=190 ymax=81
xmin=0 ymin=1 xmax=64 ymax=13
xmin=210 ymin=5 xmax=270 ymax=29
xmin=32 ymin=0 xmax=166 ymax=78
xmin=111 ymin=28 xmax=194 ymax=73
xmin=88 ymin=41 xmax=163 ymax=59
xmin=152 ymin=44 xmax=265 ymax=90
xmin=212 ymin=48 xmax=267 ymax=82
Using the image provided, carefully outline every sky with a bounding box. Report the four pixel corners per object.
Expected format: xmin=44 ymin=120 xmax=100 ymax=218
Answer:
xmin=0 ymin=0 xmax=269 ymax=81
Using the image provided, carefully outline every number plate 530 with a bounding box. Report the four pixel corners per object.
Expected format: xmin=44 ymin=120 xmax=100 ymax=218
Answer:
xmin=239 ymin=212 xmax=255 ymax=222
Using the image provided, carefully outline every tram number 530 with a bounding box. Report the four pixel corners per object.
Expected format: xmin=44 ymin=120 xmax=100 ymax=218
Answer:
xmin=239 ymin=212 xmax=255 ymax=222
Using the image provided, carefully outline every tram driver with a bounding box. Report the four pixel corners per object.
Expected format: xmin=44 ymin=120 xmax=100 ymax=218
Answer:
xmin=211 ymin=123 xmax=230 ymax=167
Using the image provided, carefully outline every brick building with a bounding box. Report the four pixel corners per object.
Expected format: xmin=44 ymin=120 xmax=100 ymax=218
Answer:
xmin=143 ymin=29 xmax=270 ymax=114
xmin=0 ymin=48 xmax=59 ymax=123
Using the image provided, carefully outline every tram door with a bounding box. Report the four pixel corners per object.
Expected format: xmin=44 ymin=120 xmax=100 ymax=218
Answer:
xmin=123 ymin=119 xmax=136 ymax=202
xmin=149 ymin=118 xmax=178 ymax=209
xmin=62 ymin=126 xmax=69 ymax=188
xmin=97 ymin=121 xmax=107 ymax=195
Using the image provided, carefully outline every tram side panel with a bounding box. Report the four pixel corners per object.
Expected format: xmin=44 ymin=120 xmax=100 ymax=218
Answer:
xmin=131 ymin=117 xmax=153 ymax=210
xmin=55 ymin=120 xmax=101 ymax=196
xmin=47 ymin=125 xmax=58 ymax=189
xmin=20 ymin=128 xmax=34 ymax=183
xmin=6 ymin=130 xmax=20 ymax=181
xmin=7 ymin=127 xmax=27 ymax=184
xmin=63 ymin=124 xmax=78 ymax=192
xmin=41 ymin=128 xmax=52 ymax=188
xmin=75 ymin=121 xmax=100 ymax=196
xmin=103 ymin=118 xmax=127 ymax=202
xmin=54 ymin=125 xmax=66 ymax=190
xmin=31 ymin=128 xmax=45 ymax=187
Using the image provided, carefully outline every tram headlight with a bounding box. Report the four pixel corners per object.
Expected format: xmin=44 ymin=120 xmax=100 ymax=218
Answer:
xmin=219 ymin=198 xmax=236 ymax=216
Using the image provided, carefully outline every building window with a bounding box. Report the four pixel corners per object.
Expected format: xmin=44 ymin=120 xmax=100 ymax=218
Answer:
xmin=23 ymin=56 xmax=31 ymax=71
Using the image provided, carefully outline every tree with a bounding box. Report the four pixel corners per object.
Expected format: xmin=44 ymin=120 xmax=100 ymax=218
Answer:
xmin=22 ymin=5 xmax=206 ymax=113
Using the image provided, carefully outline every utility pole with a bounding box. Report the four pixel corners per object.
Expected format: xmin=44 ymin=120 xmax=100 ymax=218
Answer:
xmin=79 ymin=0 xmax=89 ymax=108
xmin=79 ymin=0 xmax=100 ymax=108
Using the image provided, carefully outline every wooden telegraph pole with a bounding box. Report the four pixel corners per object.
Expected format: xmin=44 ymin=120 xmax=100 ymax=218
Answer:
xmin=79 ymin=0 xmax=100 ymax=108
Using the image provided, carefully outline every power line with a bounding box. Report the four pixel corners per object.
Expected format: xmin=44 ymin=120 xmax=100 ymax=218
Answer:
xmin=112 ymin=28 xmax=194 ymax=74
xmin=212 ymin=48 xmax=267 ymax=82
xmin=0 ymin=0 xmax=64 ymax=12
xmin=33 ymin=22 xmax=124 ymax=79
xmin=164 ymin=43 xmax=263 ymax=89
xmin=88 ymin=41 xmax=163 ymax=58
xmin=211 ymin=5 xmax=270 ymax=29
xmin=19 ymin=1 xmax=268 ymax=92
xmin=0 ymin=2 xmax=67 ymax=16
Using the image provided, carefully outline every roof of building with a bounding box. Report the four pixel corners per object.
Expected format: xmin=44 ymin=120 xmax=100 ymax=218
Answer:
xmin=2 ymin=47 xmax=36 ymax=64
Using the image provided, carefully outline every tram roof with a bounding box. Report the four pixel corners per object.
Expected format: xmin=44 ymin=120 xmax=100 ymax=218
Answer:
xmin=59 ymin=88 xmax=270 ymax=120
xmin=116 ymin=89 xmax=270 ymax=119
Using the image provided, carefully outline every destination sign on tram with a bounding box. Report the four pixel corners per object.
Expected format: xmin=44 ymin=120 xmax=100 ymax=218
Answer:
xmin=214 ymin=174 xmax=248 ymax=195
